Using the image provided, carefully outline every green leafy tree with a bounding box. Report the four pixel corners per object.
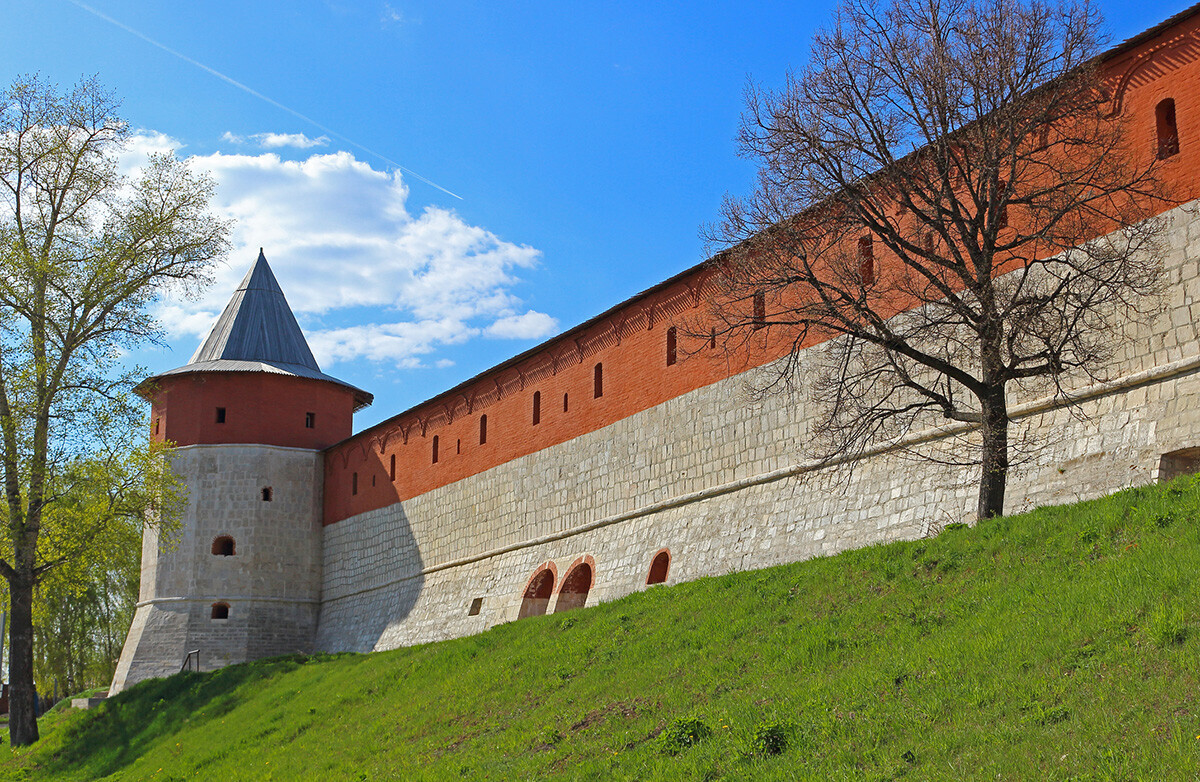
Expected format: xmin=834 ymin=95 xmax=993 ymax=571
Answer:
xmin=0 ymin=75 xmax=228 ymax=745
xmin=27 ymin=428 xmax=185 ymax=697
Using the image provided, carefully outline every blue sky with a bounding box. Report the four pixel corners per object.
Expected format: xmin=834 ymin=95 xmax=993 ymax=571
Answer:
xmin=0 ymin=0 xmax=1191 ymax=428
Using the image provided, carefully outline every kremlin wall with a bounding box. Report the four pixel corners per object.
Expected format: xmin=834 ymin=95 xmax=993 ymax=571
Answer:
xmin=111 ymin=3 xmax=1200 ymax=691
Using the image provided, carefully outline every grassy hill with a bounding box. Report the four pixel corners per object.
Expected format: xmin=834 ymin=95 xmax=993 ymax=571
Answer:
xmin=7 ymin=476 xmax=1200 ymax=780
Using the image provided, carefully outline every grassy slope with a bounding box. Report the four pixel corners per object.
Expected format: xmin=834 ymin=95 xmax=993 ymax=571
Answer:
xmin=7 ymin=477 xmax=1200 ymax=781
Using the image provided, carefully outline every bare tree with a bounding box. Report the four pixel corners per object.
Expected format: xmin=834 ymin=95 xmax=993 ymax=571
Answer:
xmin=0 ymin=75 xmax=227 ymax=745
xmin=707 ymin=0 xmax=1167 ymax=520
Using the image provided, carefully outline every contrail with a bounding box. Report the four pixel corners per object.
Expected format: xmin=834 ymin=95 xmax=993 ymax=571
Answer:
xmin=64 ymin=0 xmax=464 ymax=200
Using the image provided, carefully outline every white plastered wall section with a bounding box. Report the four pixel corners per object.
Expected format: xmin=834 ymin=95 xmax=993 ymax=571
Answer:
xmin=111 ymin=444 xmax=324 ymax=693
xmin=317 ymin=199 xmax=1200 ymax=654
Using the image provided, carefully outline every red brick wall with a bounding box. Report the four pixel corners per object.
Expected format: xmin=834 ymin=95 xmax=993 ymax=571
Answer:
xmin=322 ymin=10 xmax=1200 ymax=525
xmin=148 ymin=372 xmax=357 ymax=451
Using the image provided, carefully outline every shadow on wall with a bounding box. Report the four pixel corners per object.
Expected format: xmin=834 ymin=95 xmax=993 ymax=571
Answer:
xmin=315 ymin=500 xmax=424 ymax=654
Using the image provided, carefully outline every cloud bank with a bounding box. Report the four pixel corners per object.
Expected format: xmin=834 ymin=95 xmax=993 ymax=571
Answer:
xmin=125 ymin=133 xmax=558 ymax=369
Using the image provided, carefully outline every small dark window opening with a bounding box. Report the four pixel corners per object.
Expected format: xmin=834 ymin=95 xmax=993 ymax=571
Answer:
xmin=372 ymin=474 xmax=376 ymax=487
xmin=923 ymin=231 xmax=936 ymax=255
xmin=212 ymin=536 xmax=235 ymax=556
xmin=352 ymin=472 xmax=358 ymax=495
xmin=305 ymin=412 xmax=315 ymax=428
xmin=996 ymin=180 xmax=1009 ymax=230
xmin=532 ymin=391 xmax=541 ymax=425
xmin=1036 ymin=124 xmax=1050 ymax=151
xmin=153 ymin=417 xmax=160 ymax=436
xmin=563 ymin=393 xmax=569 ymax=413
xmin=432 ymin=435 xmax=439 ymax=464
xmin=666 ymin=326 xmax=677 ymax=366
xmin=389 ymin=454 xmax=396 ymax=481
xmin=211 ymin=602 xmax=230 ymax=620
xmin=647 ymin=551 xmax=670 ymax=585
xmin=593 ymin=363 xmax=604 ymax=398
xmin=1157 ymin=98 xmax=1179 ymax=159
xmin=456 ymin=439 xmax=461 ymax=455
xmin=468 ymin=597 xmax=484 ymax=616
xmin=709 ymin=328 xmax=717 ymax=349
xmin=215 ymin=407 xmax=226 ymax=424
xmin=858 ymin=236 xmax=875 ymax=285
xmin=479 ymin=414 xmax=488 ymax=445
xmin=261 ymin=487 xmax=273 ymax=502
xmin=752 ymin=291 xmax=766 ymax=329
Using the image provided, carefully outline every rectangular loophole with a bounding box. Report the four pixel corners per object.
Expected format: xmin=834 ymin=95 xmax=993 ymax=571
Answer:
xmin=468 ymin=597 xmax=483 ymax=616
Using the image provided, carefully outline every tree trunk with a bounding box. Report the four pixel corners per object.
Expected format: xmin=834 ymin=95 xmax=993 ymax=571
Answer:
xmin=8 ymin=572 xmax=39 ymax=746
xmin=977 ymin=385 xmax=1010 ymax=520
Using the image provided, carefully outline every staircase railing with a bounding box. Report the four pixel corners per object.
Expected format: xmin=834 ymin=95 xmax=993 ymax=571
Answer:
xmin=180 ymin=649 xmax=200 ymax=673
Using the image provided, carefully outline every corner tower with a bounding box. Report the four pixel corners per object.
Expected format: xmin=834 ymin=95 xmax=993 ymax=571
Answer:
xmin=111 ymin=251 xmax=371 ymax=693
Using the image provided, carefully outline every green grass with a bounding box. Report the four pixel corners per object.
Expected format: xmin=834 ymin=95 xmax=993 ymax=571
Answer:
xmin=7 ymin=475 xmax=1200 ymax=780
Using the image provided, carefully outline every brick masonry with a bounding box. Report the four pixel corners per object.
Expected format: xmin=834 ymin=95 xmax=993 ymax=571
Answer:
xmin=111 ymin=444 xmax=324 ymax=691
xmin=114 ymin=8 xmax=1200 ymax=689
xmin=314 ymin=200 xmax=1200 ymax=654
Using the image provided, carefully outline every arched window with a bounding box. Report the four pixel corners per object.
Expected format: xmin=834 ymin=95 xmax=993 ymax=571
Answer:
xmin=556 ymin=562 xmax=593 ymax=613
xmin=858 ymin=236 xmax=875 ymax=285
xmin=532 ymin=391 xmax=541 ymax=425
xmin=666 ymin=326 xmax=677 ymax=366
xmin=211 ymin=536 xmax=235 ymax=557
xmin=646 ymin=550 xmax=670 ymax=585
xmin=518 ymin=568 xmax=556 ymax=619
xmin=211 ymin=602 xmax=230 ymax=620
xmin=593 ymin=363 xmax=603 ymax=398
xmin=432 ymin=435 xmax=439 ymax=464
xmin=1157 ymin=98 xmax=1179 ymax=159
xmin=479 ymin=414 xmax=487 ymax=445
xmin=261 ymin=487 xmax=273 ymax=502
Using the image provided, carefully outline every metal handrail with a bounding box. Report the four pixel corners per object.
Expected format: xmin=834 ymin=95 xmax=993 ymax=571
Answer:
xmin=180 ymin=649 xmax=200 ymax=673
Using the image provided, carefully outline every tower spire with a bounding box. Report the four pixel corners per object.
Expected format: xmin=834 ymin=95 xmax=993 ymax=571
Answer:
xmin=188 ymin=250 xmax=319 ymax=369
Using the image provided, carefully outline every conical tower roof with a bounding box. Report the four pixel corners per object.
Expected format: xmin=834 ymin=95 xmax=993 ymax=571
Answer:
xmin=189 ymin=249 xmax=320 ymax=367
xmin=138 ymin=250 xmax=372 ymax=409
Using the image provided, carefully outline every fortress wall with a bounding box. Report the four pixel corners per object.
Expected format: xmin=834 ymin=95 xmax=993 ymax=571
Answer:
xmin=323 ymin=10 xmax=1200 ymax=528
xmin=315 ymin=200 xmax=1200 ymax=654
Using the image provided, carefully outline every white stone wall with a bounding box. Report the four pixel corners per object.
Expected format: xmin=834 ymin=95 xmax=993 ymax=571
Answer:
xmin=112 ymin=444 xmax=324 ymax=692
xmin=316 ymin=200 xmax=1200 ymax=656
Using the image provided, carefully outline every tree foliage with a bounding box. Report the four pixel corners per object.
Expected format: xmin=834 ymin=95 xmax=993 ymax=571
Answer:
xmin=708 ymin=0 xmax=1167 ymax=520
xmin=27 ymin=428 xmax=185 ymax=698
xmin=0 ymin=74 xmax=228 ymax=745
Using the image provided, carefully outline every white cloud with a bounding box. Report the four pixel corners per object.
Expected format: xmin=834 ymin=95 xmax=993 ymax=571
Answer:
xmin=381 ymin=3 xmax=404 ymax=25
xmin=220 ymin=131 xmax=330 ymax=149
xmin=255 ymin=132 xmax=330 ymax=149
xmin=486 ymin=311 xmax=559 ymax=340
xmin=131 ymin=133 xmax=552 ymax=369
